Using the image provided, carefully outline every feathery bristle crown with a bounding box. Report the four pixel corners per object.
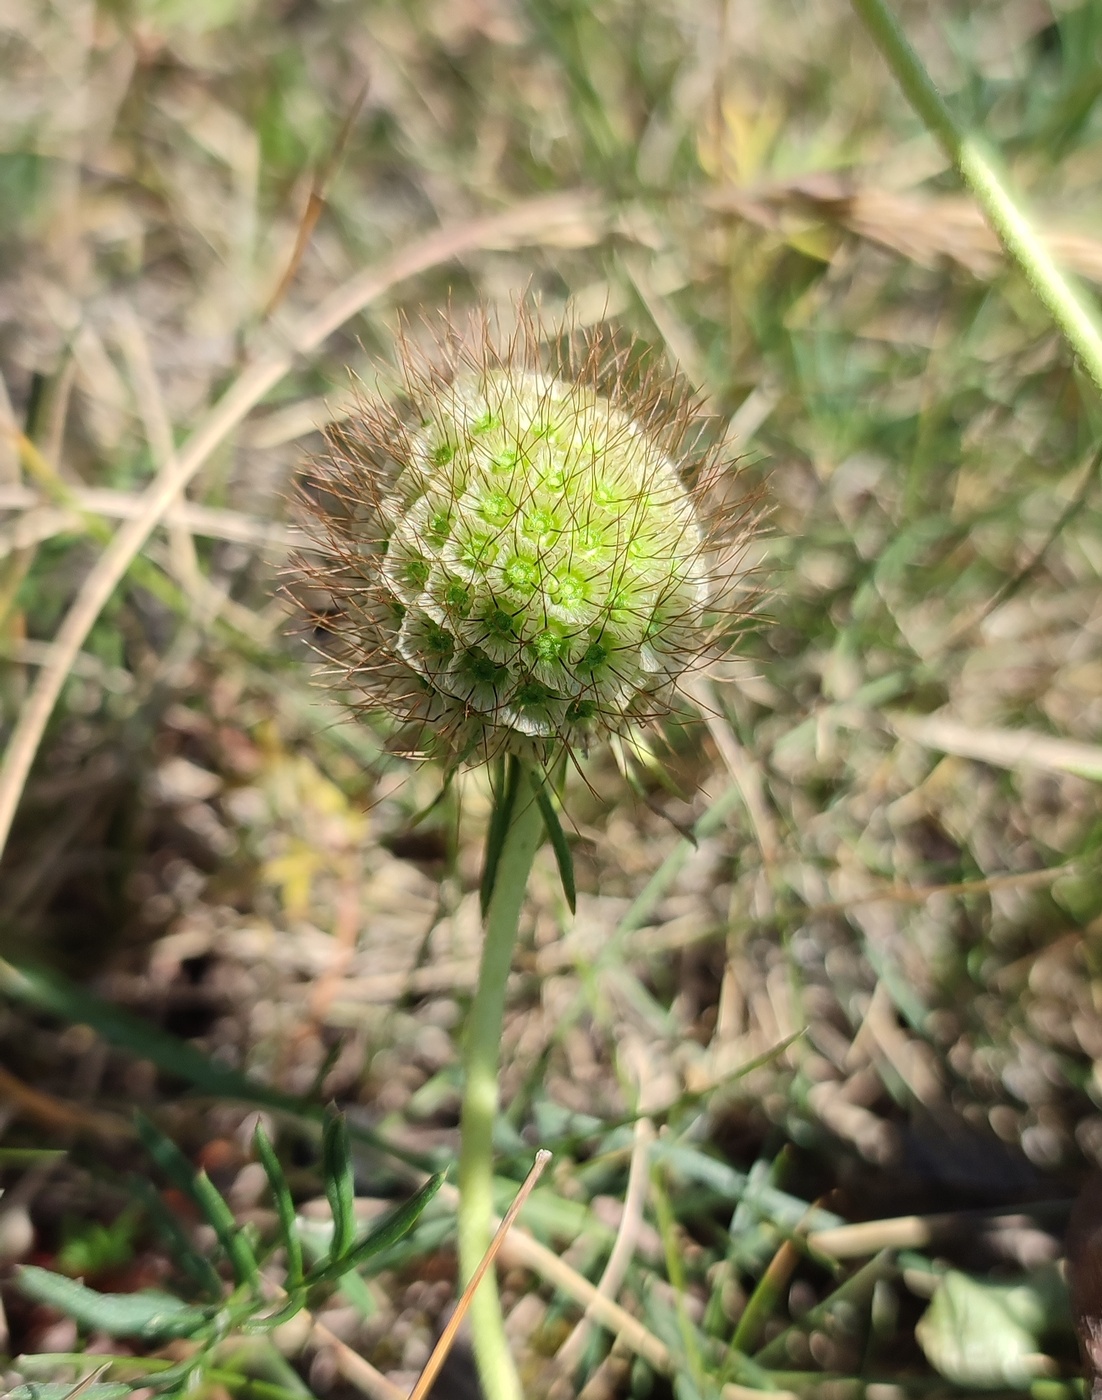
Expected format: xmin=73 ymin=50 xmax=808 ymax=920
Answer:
xmin=299 ymin=316 xmax=746 ymax=759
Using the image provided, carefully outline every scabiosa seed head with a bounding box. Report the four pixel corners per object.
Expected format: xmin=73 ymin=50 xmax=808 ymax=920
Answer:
xmin=296 ymin=308 xmax=756 ymax=761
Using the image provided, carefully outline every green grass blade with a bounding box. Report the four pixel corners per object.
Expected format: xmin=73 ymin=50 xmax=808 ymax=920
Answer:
xmin=310 ymin=1171 xmax=446 ymax=1282
xmin=321 ymin=1111 xmax=357 ymax=1264
xmin=0 ymin=958 xmax=431 ymax=1169
xmin=135 ymin=1114 xmax=203 ymax=1196
xmin=480 ymin=754 xmax=520 ymax=916
xmin=130 ymin=1176 xmax=224 ymax=1299
xmin=531 ymin=770 xmax=576 ymax=913
xmin=136 ymin=1115 xmax=259 ymax=1290
xmin=253 ymin=1123 xmax=304 ymax=1289
xmin=192 ymin=1169 xmax=261 ymax=1291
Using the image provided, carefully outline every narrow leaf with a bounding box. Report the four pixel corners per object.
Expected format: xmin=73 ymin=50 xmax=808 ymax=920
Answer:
xmin=754 ymin=1250 xmax=896 ymax=1367
xmin=192 ymin=1169 xmax=261 ymax=1290
xmin=16 ymin=1266 xmax=211 ymax=1341
xmin=0 ymin=959 xmax=426 ymax=1169
xmin=405 ymin=769 xmax=456 ymax=830
xmin=311 ymin=1171 xmax=446 ymax=1282
xmin=322 ymin=1110 xmax=356 ymax=1263
xmin=136 ymin=1115 xmax=259 ymax=1290
xmin=129 ymin=1177 xmax=223 ymax=1299
xmin=254 ymin=1122 xmax=304 ymax=1290
xmin=135 ymin=1114 xmax=200 ymax=1197
xmin=241 ymin=1290 xmax=308 ymax=1334
xmin=480 ymin=755 xmax=520 ymax=916
xmin=531 ymin=773 xmax=576 ymax=913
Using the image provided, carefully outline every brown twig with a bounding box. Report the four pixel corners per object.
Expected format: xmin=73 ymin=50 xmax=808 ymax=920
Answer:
xmin=261 ymin=76 xmax=371 ymax=321
xmin=0 ymin=1062 xmax=130 ymax=1141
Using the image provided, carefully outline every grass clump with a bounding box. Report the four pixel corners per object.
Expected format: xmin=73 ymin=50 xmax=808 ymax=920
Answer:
xmin=3 ymin=1 xmax=1102 ymax=1398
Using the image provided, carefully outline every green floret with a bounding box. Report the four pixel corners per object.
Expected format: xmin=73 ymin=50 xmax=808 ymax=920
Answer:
xmin=382 ymin=368 xmax=710 ymax=747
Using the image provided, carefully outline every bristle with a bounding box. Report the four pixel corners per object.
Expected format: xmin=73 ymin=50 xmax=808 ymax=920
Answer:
xmin=291 ymin=305 xmax=759 ymax=764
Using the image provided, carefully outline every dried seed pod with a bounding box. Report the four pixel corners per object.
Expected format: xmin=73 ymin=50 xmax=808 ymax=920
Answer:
xmin=295 ymin=307 xmax=756 ymax=761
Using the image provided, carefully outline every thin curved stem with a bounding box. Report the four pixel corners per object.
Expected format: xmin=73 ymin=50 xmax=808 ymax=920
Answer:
xmin=0 ymin=190 xmax=599 ymax=861
xmin=457 ymin=757 xmax=545 ymax=1400
xmin=851 ymin=0 xmax=1102 ymax=399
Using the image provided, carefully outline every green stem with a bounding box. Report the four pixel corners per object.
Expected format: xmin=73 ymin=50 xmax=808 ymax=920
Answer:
xmin=458 ymin=756 xmax=545 ymax=1400
xmin=851 ymin=0 xmax=1102 ymax=398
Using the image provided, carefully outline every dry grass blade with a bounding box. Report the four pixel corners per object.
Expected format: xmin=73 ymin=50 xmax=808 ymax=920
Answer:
xmin=61 ymin=1362 xmax=112 ymax=1399
xmin=884 ymin=711 xmax=1102 ymax=781
xmin=488 ymin=1207 xmax=794 ymax=1399
xmin=261 ymin=75 xmax=371 ymax=320
xmin=0 ymin=485 xmax=307 ymax=551
xmin=0 ymin=372 xmax=19 ymax=484
xmin=810 ymin=1202 xmax=1067 ymax=1260
xmin=555 ymin=1117 xmax=653 ymax=1374
xmin=709 ymin=174 xmax=1102 ymax=284
xmin=408 ymin=1150 xmax=551 ymax=1400
xmin=308 ymin=1318 xmax=408 ymax=1400
xmin=0 ymin=1062 xmax=130 ymax=1141
xmin=113 ymin=304 xmax=203 ymax=599
xmin=686 ymin=674 xmax=780 ymax=868
xmin=244 ymin=395 xmax=352 ymax=450
xmin=431 ymin=1172 xmax=676 ymax=1382
xmin=0 ymin=190 xmax=603 ymax=857
xmin=497 ymin=1221 xmax=671 ymax=1374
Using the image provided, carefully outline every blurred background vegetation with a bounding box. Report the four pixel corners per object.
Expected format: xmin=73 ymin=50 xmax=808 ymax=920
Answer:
xmin=4 ymin=0 xmax=1102 ymax=1395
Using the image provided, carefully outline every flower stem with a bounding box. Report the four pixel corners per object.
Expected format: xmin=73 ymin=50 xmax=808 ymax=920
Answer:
xmin=850 ymin=0 xmax=1102 ymax=398
xmin=458 ymin=756 xmax=545 ymax=1400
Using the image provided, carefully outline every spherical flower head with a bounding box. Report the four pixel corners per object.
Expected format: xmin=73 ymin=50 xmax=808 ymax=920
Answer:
xmin=297 ymin=312 xmax=753 ymax=761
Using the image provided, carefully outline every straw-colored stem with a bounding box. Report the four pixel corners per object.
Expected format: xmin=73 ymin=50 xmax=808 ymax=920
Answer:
xmin=851 ymin=0 xmax=1102 ymax=398
xmin=457 ymin=759 xmax=544 ymax=1400
xmin=0 ymin=190 xmax=598 ymax=862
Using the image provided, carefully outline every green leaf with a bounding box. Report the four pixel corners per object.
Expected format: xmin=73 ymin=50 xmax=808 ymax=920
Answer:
xmin=134 ymin=1114 xmax=199 ymax=1196
xmin=254 ymin=1123 xmax=304 ymax=1289
xmin=16 ymin=1266 xmax=212 ymax=1341
xmin=405 ymin=768 xmax=457 ymax=830
xmin=0 ymin=960 xmax=265 ymax=1104
xmin=310 ymin=1171 xmax=446 ymax=1282
xmin=915 ymin=1265 xmax=1070 ymax=1388
xmin=753 ymin=1250 xmax=895 ymax=1367
xmin=480 ymin=755 xmax=520 ymax=916
xmin=321 ymin=1110 xmax=357 ymax=1264
xmin=0 ymin=958 xmax=427 ymax=1171
xmin=192 ymin=1168 xmax=261 ymax=1290
xmin=129 ymin=1177 xmax=223 ymax=1299
xmin=136 ymin=1115 xmax=259 ymax=1291
xmin=241 ymin=1292 xmax=308 ymax=1334
xmin=531 ymin=771 xmax=576 ymax=913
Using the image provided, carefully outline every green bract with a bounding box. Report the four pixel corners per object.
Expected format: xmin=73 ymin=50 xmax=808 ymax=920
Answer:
xmin=300 ymin=321 xmax=742 ymax=758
